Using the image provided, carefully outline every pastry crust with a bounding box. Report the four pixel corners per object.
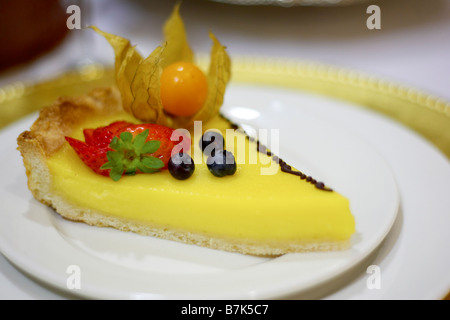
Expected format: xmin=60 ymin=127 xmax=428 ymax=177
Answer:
xmin=17 ymin=87 xmax=350 ymax=256
xmin=18 ymin=87 xmax=123 ymax=157
xmin=17 ymin=87 xmax=123 ymax=211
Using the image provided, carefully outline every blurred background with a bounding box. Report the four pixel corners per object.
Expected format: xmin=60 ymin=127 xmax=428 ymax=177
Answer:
xmin=0 ymin=0 xmax=449 ymax=100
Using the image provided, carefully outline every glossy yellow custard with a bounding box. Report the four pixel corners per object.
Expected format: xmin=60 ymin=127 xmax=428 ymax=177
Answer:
xmin=45 ymin=112 xmax=355 ymax=253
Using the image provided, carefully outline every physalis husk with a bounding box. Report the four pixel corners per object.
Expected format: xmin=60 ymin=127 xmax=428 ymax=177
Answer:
xmin=91 ymin=3 xmax=231 ymax=128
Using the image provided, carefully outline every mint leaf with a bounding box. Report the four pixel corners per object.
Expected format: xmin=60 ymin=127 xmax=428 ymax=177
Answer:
xmin=120 ymin=131 xmax=133 ymax=144
xmin=133 ymin=129 xmax=149 ymax=154
xmin=100 ymin=162 xmax=114 ymax=170
xmin=109 ymin=136 xmax=121 ymax=151
xmin=101 ymin=151 xmax=120 ymax=170
xmin=109 ymin=162 xmax=124 ymax=181
xmin=101 ymin=129 xmax=163 ymax=181
xmin=141 ymin=156 xmax=164 ymax=169
xmin=136 ymin=163 xmax=159 ymax=173
xmin=141 ymin=140 xmax=160 ymax=154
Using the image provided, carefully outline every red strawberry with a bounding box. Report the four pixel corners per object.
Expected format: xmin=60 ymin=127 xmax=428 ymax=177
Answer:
xmin=65 ymin=121 xmax=191 ymax=180
xmin=83 ymin=121 xmax=129 ymax=148
xmin=117 ymin=123 xmax=190 ymax=166
xmin=65 ymin=136 xmax=111 ymax=177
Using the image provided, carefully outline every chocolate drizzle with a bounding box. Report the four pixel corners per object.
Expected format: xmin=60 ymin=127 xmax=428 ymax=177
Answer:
xmin=219 ymin=113 xmax=333 ymax=192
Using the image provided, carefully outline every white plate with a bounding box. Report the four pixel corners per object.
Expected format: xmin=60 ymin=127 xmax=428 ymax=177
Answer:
xmin=0 ymin=83 xmax=399 ymax=299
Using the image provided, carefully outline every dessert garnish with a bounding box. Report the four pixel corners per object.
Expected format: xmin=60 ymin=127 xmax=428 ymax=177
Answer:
xmin=65 ymin=121 xmax=190 ymax=181
xmin=91 ymin=3 xmax=231 ymax=128
xmin=160 ymin=61 xmax=208 ymax=117
xmin=199 ymin=131 xmax=237 ymax=177
xmin=100 ymin=130 xmax=164 ymax=181
xmin=206 ymin=150 xmax=237 ymax=177
xmin=168 ymin=152 xmax=196 ymax=180
xmin=66 ymin=4 xmax=229 ymax=182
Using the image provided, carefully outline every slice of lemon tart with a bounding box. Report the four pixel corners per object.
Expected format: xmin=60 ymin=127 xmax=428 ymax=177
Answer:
xmin=17 ymin=87 xmax=355 ymax=256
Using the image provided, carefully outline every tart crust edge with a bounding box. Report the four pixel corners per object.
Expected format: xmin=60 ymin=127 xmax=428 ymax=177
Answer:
xmin=16 ymin=87 xmax=122 ymax=205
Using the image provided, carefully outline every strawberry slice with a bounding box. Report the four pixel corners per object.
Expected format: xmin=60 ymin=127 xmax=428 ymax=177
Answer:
xmin=65 ymin=136 xmax=111 ymax=177
xmin=65 ymin=121 xmax=191 ymax=181
xmin=83 ymin=121 xmax=129 ymax=148
xmin=118 ymin=123 xmax=187 ymax=166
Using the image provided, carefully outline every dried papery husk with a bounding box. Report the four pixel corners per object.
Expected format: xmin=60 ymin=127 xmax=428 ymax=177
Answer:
xmin=91 ymin=3 xmax=231 ymax=128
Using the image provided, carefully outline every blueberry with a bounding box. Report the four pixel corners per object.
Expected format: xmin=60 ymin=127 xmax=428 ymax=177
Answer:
xmin=206 ymin=150 xmax=237 ymax=177
xmin=168 ymin=153 xmax=195 ymax=180
xmin=199 ymin=131 xmax=224 ymax=156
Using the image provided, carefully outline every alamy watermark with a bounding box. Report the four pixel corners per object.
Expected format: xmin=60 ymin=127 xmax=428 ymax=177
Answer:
xmin=66 ymin=4 xmax=381 ymax=31
xmin=171 ymin=121 xmax=280 ymax=176
xmin=366 ymin=264 xmax=381 ymax=290
xmin=66 ymin=264 xmax=81 ymax=290
xmin=66 ymin=5 xmax=81 ymax=30
xmin=367 ymin=5 xmax=381 ymax=30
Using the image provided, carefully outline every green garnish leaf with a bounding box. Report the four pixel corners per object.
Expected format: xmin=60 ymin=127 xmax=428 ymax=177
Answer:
xmin=120 ymin=131 xmax=133 ymax=144
xmin=141 ymin=140 xmax=160 ymax=154
xmin=133 ymin=129 xmax=149 ymax=152
xmin=109 ymin=136 xmax=121 ymax=151
xmin=109 ymin=164 xmax=124 ymax=182
xmin=141 ymin=156 xmax=164 ymax=168
xmin=101 ymin=130 xmax=164 ymax=181
xmin=136 ymin=163 xmax=159 ymax=173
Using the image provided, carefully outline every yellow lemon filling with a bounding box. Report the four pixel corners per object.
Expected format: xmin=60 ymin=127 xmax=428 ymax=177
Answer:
xmin=46 ymin=113 xmax=355 ymax=245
